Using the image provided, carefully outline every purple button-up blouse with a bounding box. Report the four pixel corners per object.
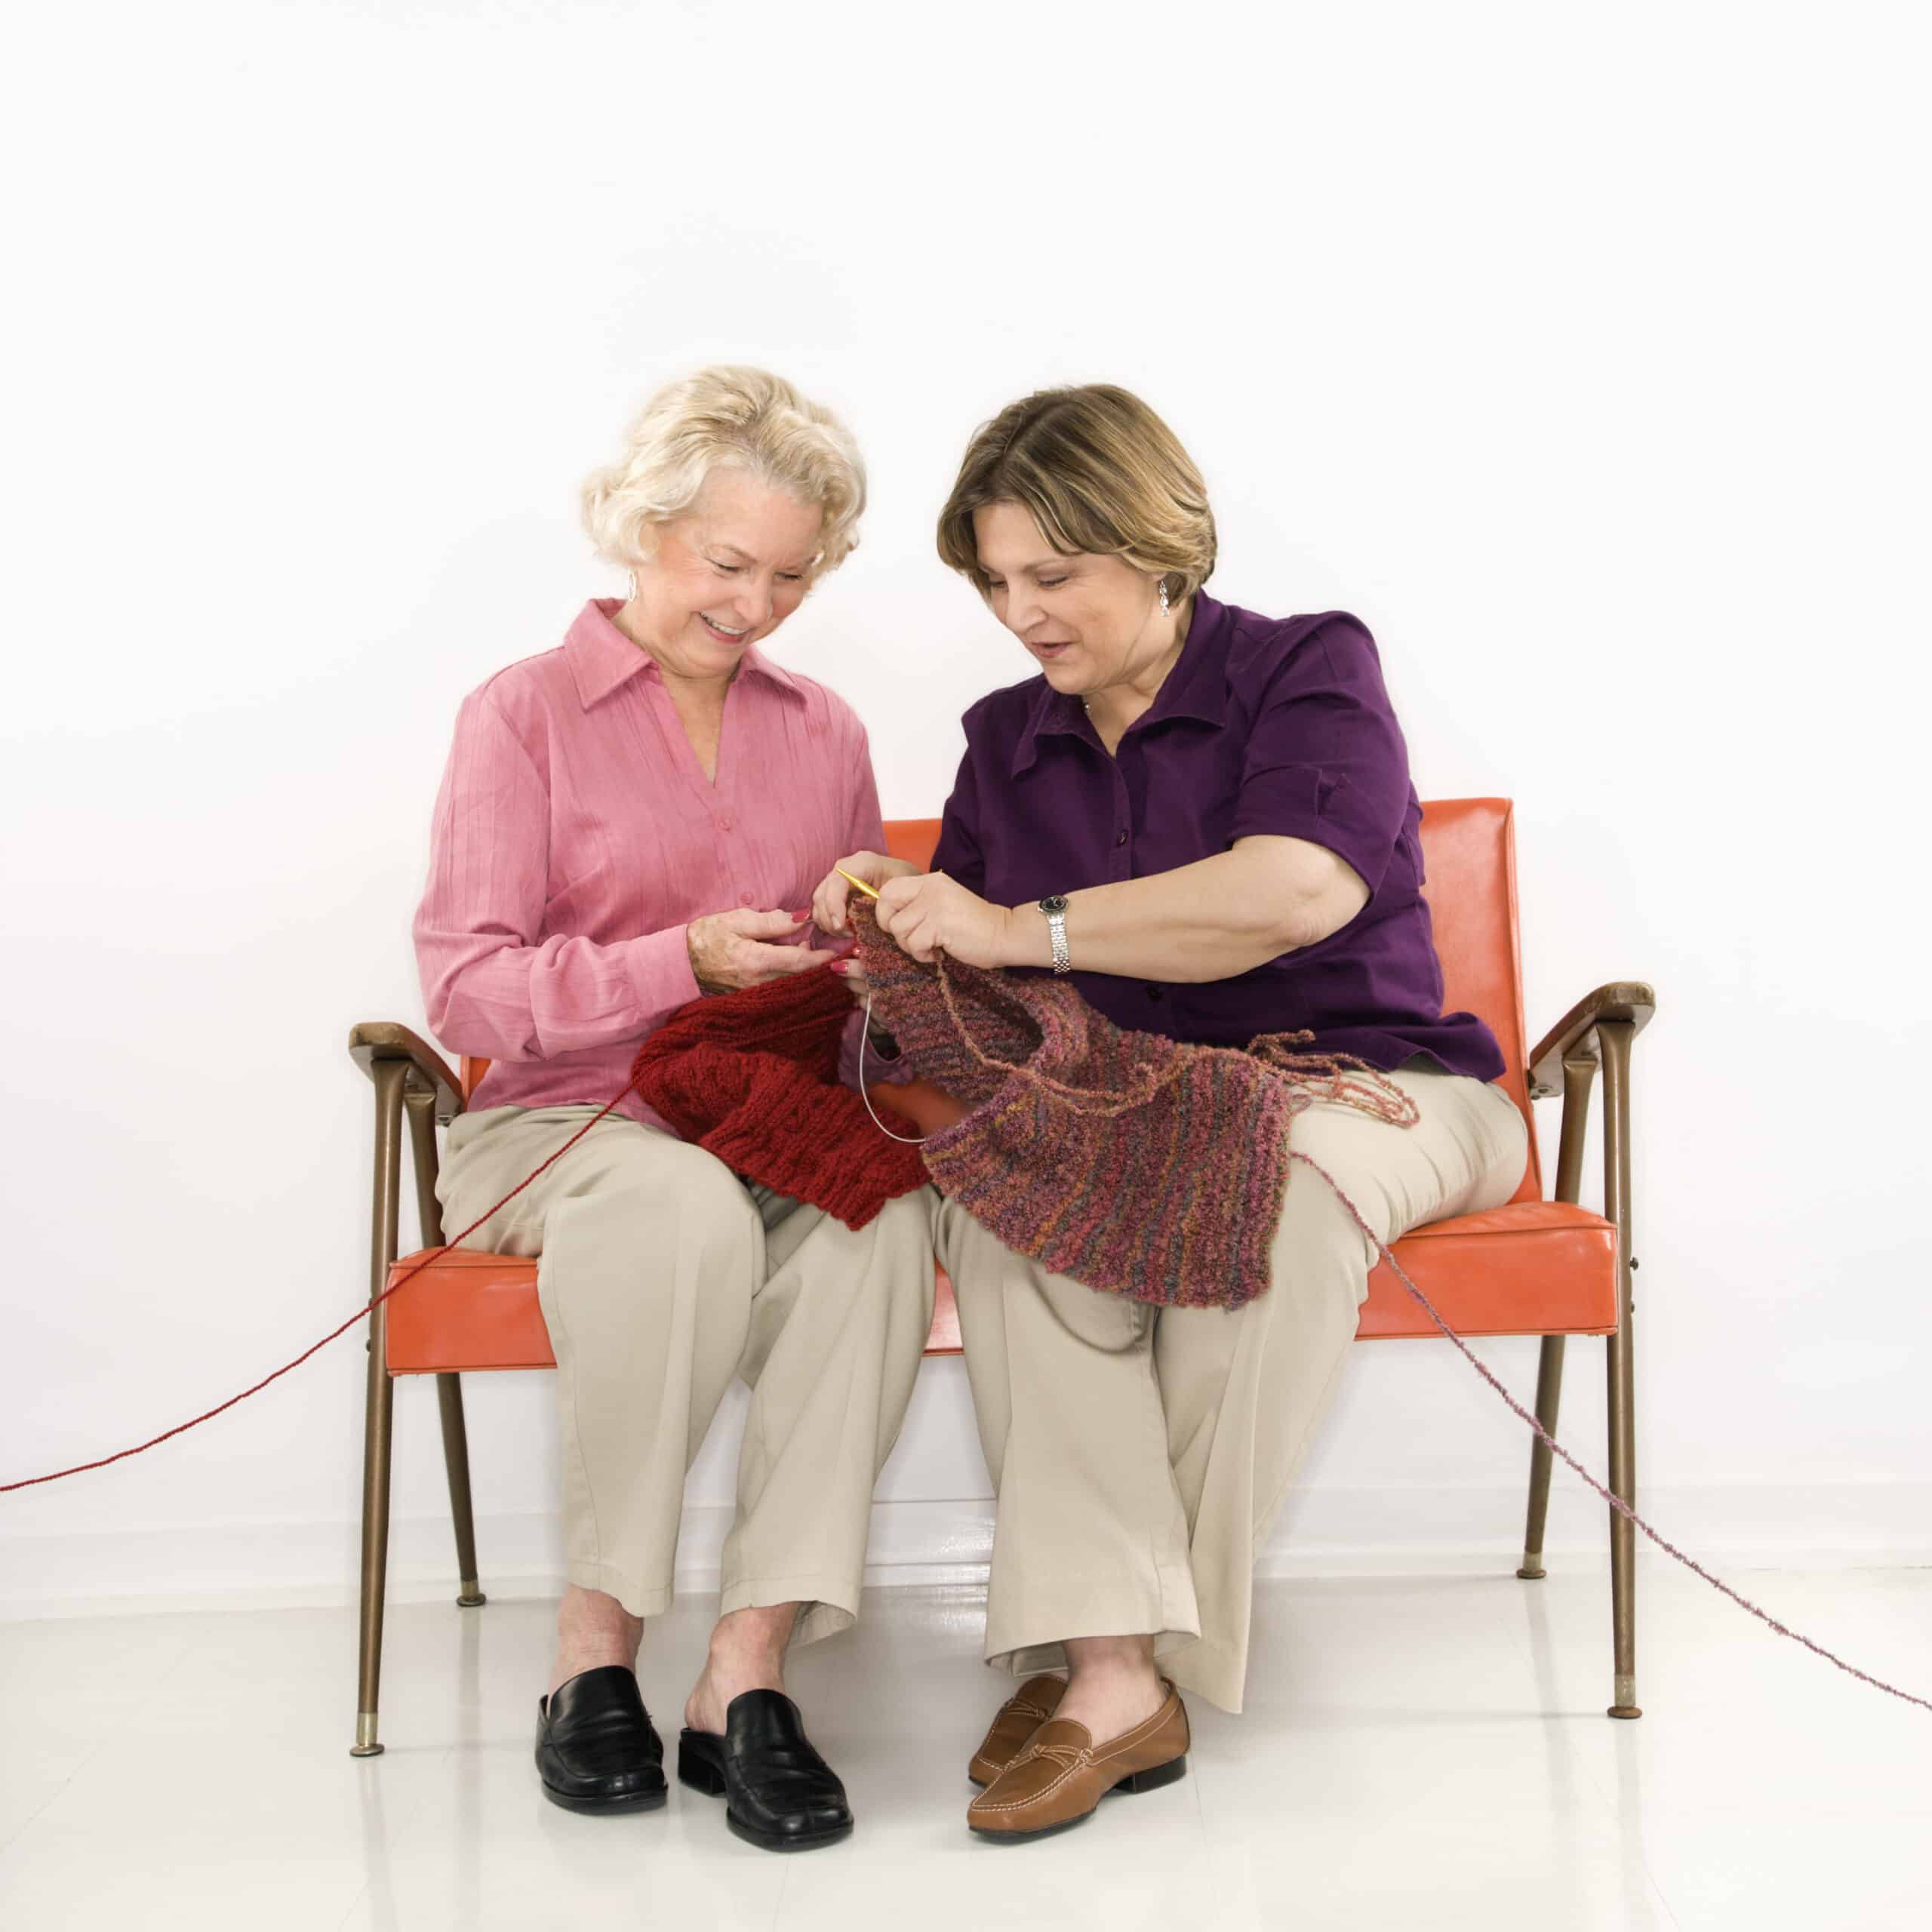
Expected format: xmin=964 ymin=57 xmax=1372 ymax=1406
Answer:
xmin=928 ymin=591 xmax=1505 ymax=1081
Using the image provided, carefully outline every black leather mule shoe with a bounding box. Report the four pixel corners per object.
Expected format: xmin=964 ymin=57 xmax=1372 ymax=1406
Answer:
xmin=535 ymin=1665 xmax=668 ymax=1814
xmin=677 ymin=1690 xmax=853 ymax=1852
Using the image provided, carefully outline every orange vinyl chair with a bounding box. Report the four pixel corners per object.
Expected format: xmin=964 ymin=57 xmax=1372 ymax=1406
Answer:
xmin=346 ymin=798 xmax=1653 ymax=1754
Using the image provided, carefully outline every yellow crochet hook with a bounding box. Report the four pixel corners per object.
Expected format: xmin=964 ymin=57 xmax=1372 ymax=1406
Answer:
xmin=835 ymin=866 xmax=881 ymax=900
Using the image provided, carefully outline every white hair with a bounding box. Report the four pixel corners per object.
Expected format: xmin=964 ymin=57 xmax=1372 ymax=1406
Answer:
xmin=580 ymin=365 xmax=866 ymax=577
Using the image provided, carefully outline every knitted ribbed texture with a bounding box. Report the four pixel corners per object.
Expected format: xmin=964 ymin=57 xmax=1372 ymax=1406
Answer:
xmin=629 ymin=967 xmax=928 ymax=1228
xmin=853 ymin=907 xmax=1419 ymax=1309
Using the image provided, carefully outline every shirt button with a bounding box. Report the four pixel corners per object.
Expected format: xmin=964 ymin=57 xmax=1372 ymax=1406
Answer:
xmin=739 ymin=892 xmax=753 ymax=906
xmin=1146 ymin=984 xmax=1166 ymax=1002
xmin=1115 ymin=829 xmax=1129 ymax=846
xmin=719 ymin=817 xmax=734 ymax=833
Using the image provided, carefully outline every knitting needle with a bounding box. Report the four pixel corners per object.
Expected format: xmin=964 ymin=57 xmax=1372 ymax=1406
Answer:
xmin=835 ymin=866 xmax=882 ymax=900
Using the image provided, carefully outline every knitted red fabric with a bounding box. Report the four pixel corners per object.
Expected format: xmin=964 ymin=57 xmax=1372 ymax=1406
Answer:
xmin=629 ymin=967 xmax=928 ymax=1228
xmin=851 ymin=905 xmax=1418 ymax=1309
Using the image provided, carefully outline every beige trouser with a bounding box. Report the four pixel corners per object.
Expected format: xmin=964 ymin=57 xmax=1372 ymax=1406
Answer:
xmin=438 ymin=1105 xmax=938 ymax=1646
xmin=936 ymin=1066 xmax=1529 ymax=1712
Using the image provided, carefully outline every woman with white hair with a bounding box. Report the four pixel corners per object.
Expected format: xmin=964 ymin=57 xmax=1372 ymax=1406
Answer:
xmin=414 ymin=367 xmax=934 ymax=1852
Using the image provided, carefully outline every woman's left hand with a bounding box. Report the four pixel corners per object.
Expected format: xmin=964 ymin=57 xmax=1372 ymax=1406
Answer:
xmin=875 ymin=871 xmax=1011 ymax=968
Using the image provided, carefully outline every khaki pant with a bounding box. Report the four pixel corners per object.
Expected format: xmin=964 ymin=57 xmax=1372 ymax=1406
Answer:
xmin=935 ymin=1066 xmax=1529 ymax=1712
xmin=438 ymin=1105 xmax=938 ymax=1647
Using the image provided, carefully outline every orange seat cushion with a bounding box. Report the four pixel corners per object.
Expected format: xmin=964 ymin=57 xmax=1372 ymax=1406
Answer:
xmin=383 ymin=1201 xmax=1611 ymax=1373
xmin=1359 ymin=1201 xmax=1617 ymax=1339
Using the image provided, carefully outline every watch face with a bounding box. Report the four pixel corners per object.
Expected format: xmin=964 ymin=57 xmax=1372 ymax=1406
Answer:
xmin=1040 ymin=894 xmax=1069 ymax=915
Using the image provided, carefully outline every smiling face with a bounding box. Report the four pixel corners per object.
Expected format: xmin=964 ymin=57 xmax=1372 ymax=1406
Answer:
xmin=625 ymin=467 xmax=825 ymax=681
xmin=972 ymin=500 xmax=1180 ymax=701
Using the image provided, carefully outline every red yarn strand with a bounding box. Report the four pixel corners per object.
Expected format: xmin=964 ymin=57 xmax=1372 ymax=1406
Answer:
xmin=0 ymin=1087 xmax=634 ymax=1494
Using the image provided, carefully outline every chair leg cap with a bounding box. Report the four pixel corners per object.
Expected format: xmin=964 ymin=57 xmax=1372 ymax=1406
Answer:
xmin=349 ymin=1742 xmax=386 ymax=1757
xmin=1607 ymin=1705 xmax=1643 ymax=1720
xmin=1515 ymin=1564 xmax=1547 ymax=1581
xmin=457 ymin=1592 xmax=487 ymax=1607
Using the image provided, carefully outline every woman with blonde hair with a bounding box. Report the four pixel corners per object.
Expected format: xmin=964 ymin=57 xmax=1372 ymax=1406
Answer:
xmin=417 ymin=366 xmax=934 ymax=1851
xmin=817 ymin=383 xmax=1527 ymax=1841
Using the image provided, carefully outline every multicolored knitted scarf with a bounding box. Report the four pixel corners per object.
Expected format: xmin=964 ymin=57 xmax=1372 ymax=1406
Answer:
xmin=629 ymin=967 xmax=928 ymax=1228
xmin=851 ymin=906 xmax=1420 ymax=1309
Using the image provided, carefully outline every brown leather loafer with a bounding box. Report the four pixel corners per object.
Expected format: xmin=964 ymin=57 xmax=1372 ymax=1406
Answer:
xmin=966 ymin=1681 xmax=1189 ymax=1841
xmin=967 ymin=1674 xmax=1066 ymax=1788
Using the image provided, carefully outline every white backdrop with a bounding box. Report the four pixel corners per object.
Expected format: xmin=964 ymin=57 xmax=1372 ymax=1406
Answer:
xmin=4 ymin=0 xmax=1927 ymax=1618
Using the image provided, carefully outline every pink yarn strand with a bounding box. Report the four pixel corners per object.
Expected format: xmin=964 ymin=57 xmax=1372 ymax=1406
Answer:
xmin=1291 ymin=1148 xmax=1932 ymax=1718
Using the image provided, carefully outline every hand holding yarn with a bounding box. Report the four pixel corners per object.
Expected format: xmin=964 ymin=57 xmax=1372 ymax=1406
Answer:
xmin=811 ymin=849 xmax=921 ymax=936
xmin=875 ymin=870 xmax=1012 ymax=968
xmin=686 ymin=907 xmax=840 ymax=995
xmin=829 ymin=956 xmax=872 ymax=1005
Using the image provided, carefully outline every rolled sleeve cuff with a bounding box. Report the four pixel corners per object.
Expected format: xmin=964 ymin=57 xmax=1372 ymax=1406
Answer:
xmin=1230 ymin=768 xmax=1391 ymax=893
xmin=624 ymin=923 xmax=702 ymax=1022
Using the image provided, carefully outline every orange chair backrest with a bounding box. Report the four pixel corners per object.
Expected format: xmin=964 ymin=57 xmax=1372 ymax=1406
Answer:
xmin=1409 ymin=799 xmax=1543 ymax=1203
xmin=882 ymin=819 xmax=943 ymax=869
xmin=460 ymin=801 xmax=1540 ymax=1204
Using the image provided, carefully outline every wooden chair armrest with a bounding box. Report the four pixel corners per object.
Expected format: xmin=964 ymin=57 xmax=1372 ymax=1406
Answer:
xmin=1527 ymin=983 xmax=1657 ymax=1098
xmin=348 ymin=1022 xmax=464 ymax=1121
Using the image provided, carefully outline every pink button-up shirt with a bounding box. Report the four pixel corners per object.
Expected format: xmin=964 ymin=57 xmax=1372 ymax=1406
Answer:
xmin=414 ymin=598 xmax=887 ymax=1131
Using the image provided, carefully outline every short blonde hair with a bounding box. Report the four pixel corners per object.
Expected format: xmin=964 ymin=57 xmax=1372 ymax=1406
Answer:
xmin=581 ymin=365 xmax=866 ymax=577
xmin=936 ymin=383 xmax=1217 ymax=601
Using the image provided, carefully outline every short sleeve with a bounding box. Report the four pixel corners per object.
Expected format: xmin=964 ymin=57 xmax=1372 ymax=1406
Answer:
xmin=1229 ymin=614 xmax=1413 ymax=894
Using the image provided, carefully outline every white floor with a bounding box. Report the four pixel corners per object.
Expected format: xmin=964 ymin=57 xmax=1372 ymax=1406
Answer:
xmin=3 ymin=1564 xmax=1929 ymax=1931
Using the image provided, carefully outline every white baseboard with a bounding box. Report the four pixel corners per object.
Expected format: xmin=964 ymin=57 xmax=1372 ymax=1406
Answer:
xmin=4 ymin=1482 xmax=1927 ymax=1622
xmin=1255 ymin=1477 xmax=1932 ymax=1579
xmin=0 ymin=1500 xmax=993 ymax=1622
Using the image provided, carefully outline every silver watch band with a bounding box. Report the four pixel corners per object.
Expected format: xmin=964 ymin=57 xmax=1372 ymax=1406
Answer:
xmin=1040 ymin=894 xmax=1072 ymax=974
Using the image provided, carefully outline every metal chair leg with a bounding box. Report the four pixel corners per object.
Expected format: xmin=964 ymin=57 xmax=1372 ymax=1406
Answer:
xmin=1599 ymin=1022 xmax=1641 ymax=1719
xmin=405 ymin=1089 xmax=486 ymax=1610
xmin=1516 ymin=1337 xmax=1567 ymax=1580
xmin=352 ymin=1060 xmax=408 ymax=1757
xmin=1518 ymin=1055 xmax=1595 ymax=1580
xmin=436 ymin=1375 xmax=486 ymax=1607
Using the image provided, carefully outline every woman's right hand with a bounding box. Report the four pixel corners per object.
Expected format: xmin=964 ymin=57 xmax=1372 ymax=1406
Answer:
xmin=811 ymin=851 xmax=923 ymax=936
xmin=686 ymin=908 xmax=841 ymax=995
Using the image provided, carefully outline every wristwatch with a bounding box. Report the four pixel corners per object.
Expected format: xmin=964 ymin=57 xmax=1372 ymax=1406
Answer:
xmin=1038 ymin=894 xmax=1072 ymax=974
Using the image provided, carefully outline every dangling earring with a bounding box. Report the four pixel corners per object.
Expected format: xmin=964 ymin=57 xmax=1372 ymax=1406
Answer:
xmin=626 ymin=570 xmax=639 ymax=605
xmin=1158 ymin=576 xmax=1172 ymax=615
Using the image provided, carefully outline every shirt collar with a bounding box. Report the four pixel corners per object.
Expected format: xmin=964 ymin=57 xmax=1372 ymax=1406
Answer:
xmin=565 ymin=598 xmax=808 ymax=709
xmin=1009 ymin=589 xmax=1232 ymax=777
